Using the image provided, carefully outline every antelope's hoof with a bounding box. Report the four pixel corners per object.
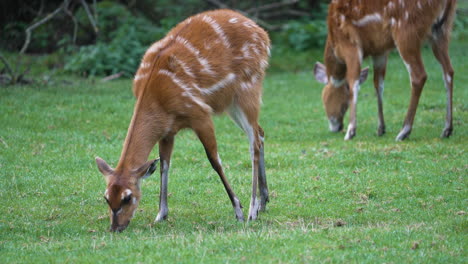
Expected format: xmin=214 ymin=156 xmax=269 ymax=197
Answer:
xmin=441 ymin=127 xmax=453 ymax=138
xmin=377 ymin=126 xmax=386 ymax=136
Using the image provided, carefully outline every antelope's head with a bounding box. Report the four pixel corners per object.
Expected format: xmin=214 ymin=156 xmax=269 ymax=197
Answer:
xmin=95 ymin=157 xmax=159 ymax=232
xmin=313 ymin=62 xmax=368 ymax=132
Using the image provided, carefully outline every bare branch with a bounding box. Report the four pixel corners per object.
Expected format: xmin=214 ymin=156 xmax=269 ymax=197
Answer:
xmin=204 ymin=0 xmax=283 ymax=31
xmin=79 ymin=0 xmax=98 ymax=34
xmin=20 ymin=1 xmax=68 ymax=54
xmin=64 ymin=3 xmax=78 ymax=44
xmin=259 ymin=9 xmax=311 ymax=19
xmin=0 ymin=53 xmax=14 ymax=77
xmin=101 ymin=72 xmax=124 ymax=82
xmin=246 ymin=0 xmax=300 ymax=14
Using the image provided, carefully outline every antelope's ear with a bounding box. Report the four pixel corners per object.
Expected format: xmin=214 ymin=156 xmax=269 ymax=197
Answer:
xmin=359 ymin=67 xmax=369 ymax=84
xmin=314 ymin=62 xmax=328 ymax=84
xmin=96 ymin=157 xmax=114 ymax=176
xmin=136 ymin=158 xmax=160 ymax=179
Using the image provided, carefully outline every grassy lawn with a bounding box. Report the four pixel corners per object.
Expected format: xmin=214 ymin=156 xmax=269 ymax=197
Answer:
xmin=0 ymin=38 xmax=467 ymax=263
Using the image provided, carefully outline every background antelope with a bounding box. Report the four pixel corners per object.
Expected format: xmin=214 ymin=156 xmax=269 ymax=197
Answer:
xmin=314 ymin=0 xmax=456 ymax=140
xmin=96 ymin=9 xmax=270 ymax=232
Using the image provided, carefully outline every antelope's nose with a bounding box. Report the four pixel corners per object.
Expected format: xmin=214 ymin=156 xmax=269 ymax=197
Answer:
xmin=328 ymin=118 xmax=343 ymax=132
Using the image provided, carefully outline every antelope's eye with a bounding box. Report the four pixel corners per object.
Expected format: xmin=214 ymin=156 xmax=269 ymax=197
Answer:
xmin=122 ymin=195 xmax=132 ymax=205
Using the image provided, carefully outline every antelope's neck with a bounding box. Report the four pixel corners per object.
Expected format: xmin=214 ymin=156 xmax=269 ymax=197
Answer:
xmin=116 ymin=99 xmax=166 ymax=171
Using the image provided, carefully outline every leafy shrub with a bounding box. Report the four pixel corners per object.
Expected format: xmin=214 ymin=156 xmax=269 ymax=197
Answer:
xmin=66 ymin=2 xmax=166 ymax=77
xmin=284 ymin=20 xmax=327 ymax=51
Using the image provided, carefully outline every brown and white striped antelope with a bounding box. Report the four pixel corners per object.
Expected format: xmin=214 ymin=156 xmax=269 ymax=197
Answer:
xmin=314 ymin=0 xmax=456 ymax=140
xmin=95 ymin=9 xmax=271 ymax=232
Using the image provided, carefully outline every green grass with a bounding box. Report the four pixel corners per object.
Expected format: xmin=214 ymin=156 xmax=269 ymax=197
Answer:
xmin=0 ymin=39 xmax=467 ymax=263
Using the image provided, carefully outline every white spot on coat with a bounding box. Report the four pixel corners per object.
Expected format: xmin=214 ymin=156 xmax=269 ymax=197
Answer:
xmin=353 ymin=13 xmax=382 ymax=27
xmin=201 ymin=15 xmax=231 ymax=48
xmin=200 ymin=73 xmax=236 ymax=95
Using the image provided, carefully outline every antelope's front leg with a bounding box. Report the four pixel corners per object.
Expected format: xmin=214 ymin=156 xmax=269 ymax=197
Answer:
xmin=155 ymin=136 xmax=174 ymax=222
xmin=193 ymin=117 xmax=244 ymax=221
xmin=372 ymin=55 xmax=388 ymax=136
xmin=344 ymin=50 xmax=363 ymax=140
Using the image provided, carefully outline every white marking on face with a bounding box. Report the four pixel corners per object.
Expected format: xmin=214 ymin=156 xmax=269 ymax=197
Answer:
xmin=115 ymin=208 xmax=123 ymax=215
xmin=122 ymin=189 xmax=132 ymax=200
xmin=200 ymin=73 xmax=236 ymax=95
xmin=353 ymin=13 xmax=382 ymax=27
xmin=134 ymin=73 xmax=149 ymax=81
xmin=331 ymin=77 xmax=346 ymax=88
xmin=201 ymin=15 xmax=230 ymax=48
xmin=104 ymin=189 xmax=109 ymax=200
xmin=328 ymin=117 xmax=341 ymax=132
xmin=132 ymin=197 xmax=137 ymax=205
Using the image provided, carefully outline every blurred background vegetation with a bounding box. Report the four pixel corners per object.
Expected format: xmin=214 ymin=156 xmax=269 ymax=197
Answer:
xmin=0 ymin=0 xmax=466 ymax=83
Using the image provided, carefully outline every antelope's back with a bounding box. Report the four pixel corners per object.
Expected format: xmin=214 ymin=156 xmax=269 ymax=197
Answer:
xmin=133 ymin=9 xmax=270 ymax=114
xmin=327 ymin=0 xmax=454 ymax=56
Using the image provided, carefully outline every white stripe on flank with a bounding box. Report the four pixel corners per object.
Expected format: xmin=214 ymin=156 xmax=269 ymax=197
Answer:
xmin=147 ymin=36 xmax=172 ymax=54
xmin=173 ymin=56 xmax=195 ymax=78
xmin=229 ymin=17 xmax=238 ymax=23
xmin=200 ymin=73 xmax=236 ymax=95
xmin=140 ymin=62 xmax=151 ymax=68
xmin=240 ymin=74 xmax=259 ymax=90
xmin=353 ymin=13 xmax=382 ymax=27
xmin=158 ymin=69 xmax=212 ymax=112
xmin=260 ymin=59 xmax=269 ymax=70
xmin=174 ymin=36 xmax=214 ymax=75
xmin=201 ymin=15 xmax=231 ymax=48
xmin=134 ymin=73 xmax=149 ymax=81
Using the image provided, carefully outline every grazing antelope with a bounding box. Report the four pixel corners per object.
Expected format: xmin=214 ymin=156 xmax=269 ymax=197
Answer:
xmin=314 ymin=0 xmax=456 ymax=140
xmin=95 ymin=9 xmax=270 ymax=232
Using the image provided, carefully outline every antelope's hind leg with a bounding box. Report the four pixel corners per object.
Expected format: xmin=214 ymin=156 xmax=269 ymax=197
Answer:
xmin=228 ymin=93 xmax=268 ymax=220
xmin=192 ymin=117 xmax=244 ymax=221
xmin=431 ymin=34 xmax=454 ymax=138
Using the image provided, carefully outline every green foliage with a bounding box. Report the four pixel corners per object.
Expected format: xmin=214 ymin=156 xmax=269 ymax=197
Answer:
xmin=271 ymin=3 xmax=328 ymax=52
xmin=453 ymin=11 xmax=468 ymax=40
xmin=0 ymin=40 xmax=467 ymax=262
xmin=284 ymin=19 xmax=328 ymax=51
xmin=65 ymin=2 xmax=166 ymax=77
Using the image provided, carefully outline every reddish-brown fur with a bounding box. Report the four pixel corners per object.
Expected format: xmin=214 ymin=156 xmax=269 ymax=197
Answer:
xmin=96 ymin=9 xmax=270 ymax=231
xmin=314 ymin=0 xmax=456 ymax=140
